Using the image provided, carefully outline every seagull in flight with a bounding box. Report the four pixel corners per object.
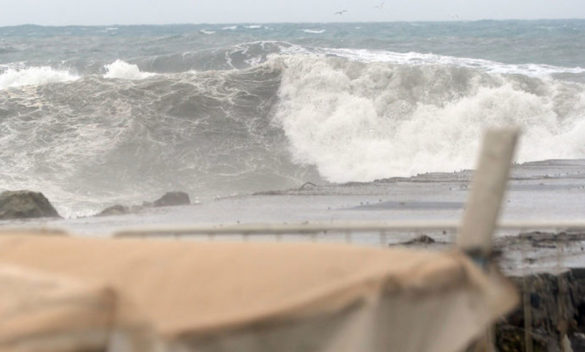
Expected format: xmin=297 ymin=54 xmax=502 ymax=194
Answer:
xmin=374 ymin=1 xmax=384 ymax=9
xmin=334 ymin=10 xmax=348 ymax=15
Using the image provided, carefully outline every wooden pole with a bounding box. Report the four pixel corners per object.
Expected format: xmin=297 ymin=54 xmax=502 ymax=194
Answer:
xmin=457 ymin=128 xmax=520 ymax=257
xmin=458 ymin=128 xmax=519 ymax=352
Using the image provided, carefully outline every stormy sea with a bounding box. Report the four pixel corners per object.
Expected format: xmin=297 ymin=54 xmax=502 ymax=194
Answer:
xmin=1 ymin=20 xmax=585 ymax=222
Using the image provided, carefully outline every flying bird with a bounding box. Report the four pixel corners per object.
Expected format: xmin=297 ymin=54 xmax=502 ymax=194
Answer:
xmin=374 ymin=1 xmax=384 ymax=9
xmin=334 ymin=10 xmax=348 ymax=15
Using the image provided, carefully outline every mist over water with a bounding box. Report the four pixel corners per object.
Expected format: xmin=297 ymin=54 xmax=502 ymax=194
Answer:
xmin=0 ymin=21 xmax=584 ymax=216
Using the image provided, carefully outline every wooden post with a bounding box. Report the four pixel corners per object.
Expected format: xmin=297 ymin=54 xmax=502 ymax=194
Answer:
xmin=459 ymin=128 xmax=519 ymax=352
xmin=457 ymin=128 xmax=519 ymax=257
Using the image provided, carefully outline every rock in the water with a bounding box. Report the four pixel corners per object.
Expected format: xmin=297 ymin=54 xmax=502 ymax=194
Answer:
xmin=96 ymin=204 xmax=130 ymax=217
xmin=153 ymin=192 xmax=190 ymax=207
xmin=299 ymin=182 xmax=317 ymax=190
xmin=0 ymin=190 xmax=60 ymax=220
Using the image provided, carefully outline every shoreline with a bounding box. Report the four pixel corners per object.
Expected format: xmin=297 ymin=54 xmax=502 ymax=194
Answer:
xmin=2 ymin=159 xmax=584 ymax=235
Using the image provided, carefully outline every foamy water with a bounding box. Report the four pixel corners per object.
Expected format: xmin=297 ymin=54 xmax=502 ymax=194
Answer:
xmin=0 ymin=66 xmax=78 ymax=89
xmin=104 ymin=60 xmax=155 ymax=80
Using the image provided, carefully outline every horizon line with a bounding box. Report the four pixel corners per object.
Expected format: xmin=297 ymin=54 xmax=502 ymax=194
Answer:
xmin=1 ymin=18 xmax=585 ymax=28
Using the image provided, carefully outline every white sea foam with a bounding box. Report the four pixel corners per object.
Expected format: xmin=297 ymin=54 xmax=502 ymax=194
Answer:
xmin=0 ymin=66 xmax=78 ymax=90
xmin=272 ymin=55 xmax=585 ymax=182
xmin=302 ymin=29 xmax=326 ymax=34
xmin=320 ymin=48 xmax=585 ymax=77
xmin=245 ymin=25 xmax=263 ymax=29
xmin=222 ymin=25 xmax=238 ymax=30
xmin=103 ymin=60 xmax=155 ymax=80
xmin=200 ymin=29 xmax=216 ymax=35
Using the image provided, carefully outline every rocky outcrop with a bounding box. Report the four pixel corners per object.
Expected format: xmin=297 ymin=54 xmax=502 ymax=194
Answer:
xmin=153 ymin=192 xmax=190 ymax=207
xmin=496 ymin=269 xmax=585 ymax=352
xmin=402 ymin=234 xmax=437 ymax=245
xmin=96 ymin=204 xmax=130 ymax=217
xmin=93 ymin=191 xmax=192 ymax=217
xmin=0 ymin=190 xmax=60 ymax=220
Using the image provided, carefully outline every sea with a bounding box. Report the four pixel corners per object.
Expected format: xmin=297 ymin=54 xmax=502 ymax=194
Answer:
xmin=1 ymin=21 xmax=585 ymax=218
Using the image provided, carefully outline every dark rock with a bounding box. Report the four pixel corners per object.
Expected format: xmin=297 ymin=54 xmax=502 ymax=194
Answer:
xmin=388 ymin=234 xmax=450 ymax=250
xmin=495 ymin=324 xmax=549 ymax=352
xmin=153 ymin=192 xmax=190 ymax=207
xmin=0 ymin=190 xmax=60 ymax=220
xmin=571 ymin=333 xmax=585 ymax=351
xmin=401 ymin=234 xmax=436 ymax=245
xmin=252 ymin=190 xmax=284 ymax=196
xmin=495 ymin=269 xmax=585 ymax=352
xmin=96 ymin=204 xmax=130 ymax=217
xmin=299 ymin=182 xmax=317 ymax=190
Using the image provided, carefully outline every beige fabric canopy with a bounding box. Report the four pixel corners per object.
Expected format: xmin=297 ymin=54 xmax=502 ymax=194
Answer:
xmin=0 ymin=233 xmax=517 ymax=352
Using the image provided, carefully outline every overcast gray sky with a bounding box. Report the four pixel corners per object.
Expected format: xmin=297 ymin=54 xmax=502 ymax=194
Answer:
xmin=0 ymin=0 xmax=584 ymax=26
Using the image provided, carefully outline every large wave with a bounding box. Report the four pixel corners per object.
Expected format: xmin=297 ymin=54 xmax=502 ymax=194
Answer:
xmin=0 ymin=63 xmax=315 ymax=216
xmin=1 ymin=45 xmax=584 ymax=215
xmin=272 ymin=54 xmax=585 ymax=182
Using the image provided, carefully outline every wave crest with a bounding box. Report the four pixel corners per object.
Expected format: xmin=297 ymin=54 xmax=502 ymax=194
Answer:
xmin=104 ymin=60 xmax=155 ymax=80
xmin=0 ymin=66 xmax=78 ymax=90
xmin=320 ymin=48 xmax=585 ymax=77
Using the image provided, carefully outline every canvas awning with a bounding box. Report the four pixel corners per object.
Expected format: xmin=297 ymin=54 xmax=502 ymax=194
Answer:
xmin=0 ymin=232 xmax=516 ymax=352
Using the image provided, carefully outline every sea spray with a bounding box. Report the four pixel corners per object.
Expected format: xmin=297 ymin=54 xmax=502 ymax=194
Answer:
xmin=273 ymin=55 xmax=585 ymax=182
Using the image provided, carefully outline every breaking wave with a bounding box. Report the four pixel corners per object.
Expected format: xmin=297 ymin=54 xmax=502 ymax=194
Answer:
xmin=272 ymin=54 xmax=585 ymax=182
xmin=0 ymin=66 xmax=78 ymax=90
xmin=103 ymin=60 xmax=156 ymax=80
xmin=321 ymin=48 xmax=585 ymax=77
xmin=302 ymin=29 xmax=326 ymax=34
xmin=1 ymin=44 xmax=584 ymax=215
